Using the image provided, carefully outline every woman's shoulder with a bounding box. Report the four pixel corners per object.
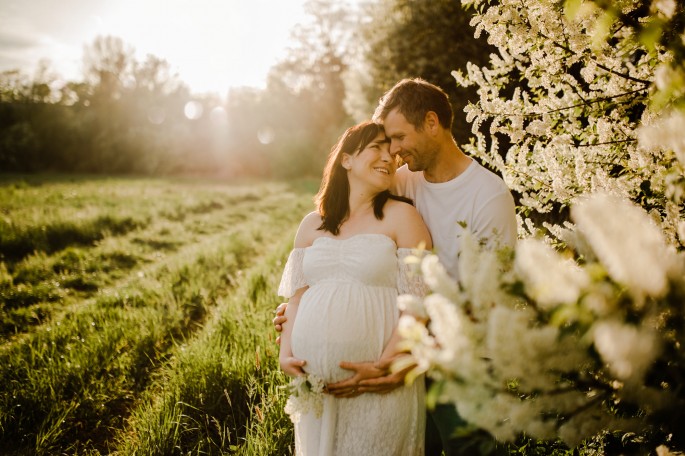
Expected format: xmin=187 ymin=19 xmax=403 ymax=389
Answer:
xmin=383 ymin=199 xmax=432 ymax=249
xmin=294 ymin=211 xmax=323 ymax=248
xmin=300 ymin=211 xmax=323 ymax=226
xmin=384 ymin=197 xmax=420 ymax=218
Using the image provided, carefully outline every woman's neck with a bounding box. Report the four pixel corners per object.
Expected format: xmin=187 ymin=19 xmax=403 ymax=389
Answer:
xmin=347 ymin=182 xmax=376 ymax=217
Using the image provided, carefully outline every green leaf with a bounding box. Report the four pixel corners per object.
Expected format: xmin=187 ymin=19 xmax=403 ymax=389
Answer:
xmin=639 ymin=18 xmax=664 ymax=52
xmin=550 ymin=304 xmax=578 ymax=326
xmin=426 ymin=380 xmax=445 ymax=410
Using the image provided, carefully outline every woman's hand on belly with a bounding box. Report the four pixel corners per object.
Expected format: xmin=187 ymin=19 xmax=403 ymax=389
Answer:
xmin=292 ymin=341 xmax=380 ymax=384
xmin=280 ymin=355 xmax=307 ymax=378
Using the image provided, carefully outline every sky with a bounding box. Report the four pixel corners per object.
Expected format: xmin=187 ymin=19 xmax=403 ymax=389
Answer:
xmin=0 ymin=0 xmax=328 ymax=95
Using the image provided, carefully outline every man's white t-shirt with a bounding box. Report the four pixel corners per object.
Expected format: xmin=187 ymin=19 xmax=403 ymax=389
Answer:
xmin=393 ymin=159 xmax=517 ymax=280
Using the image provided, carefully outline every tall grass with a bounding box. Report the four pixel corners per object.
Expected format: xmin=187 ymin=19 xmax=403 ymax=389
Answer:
xmin=0 ymin=175 xmax=313 ymax=454
xmin=0 ymin=214 xmax=147 ymax=262
xmin=115 ymin=240 xmax=295 ymax=455
xmin=0 ymin=177 xmax=301 ymax=337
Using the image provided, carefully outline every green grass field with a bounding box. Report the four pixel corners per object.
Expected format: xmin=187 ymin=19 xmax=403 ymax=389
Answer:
xmin=0 ymin=174 xmax=317 ymax=455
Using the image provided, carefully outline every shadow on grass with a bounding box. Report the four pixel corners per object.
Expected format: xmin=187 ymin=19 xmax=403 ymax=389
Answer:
xmin=0 ymin=215 xmax=147 ymax=263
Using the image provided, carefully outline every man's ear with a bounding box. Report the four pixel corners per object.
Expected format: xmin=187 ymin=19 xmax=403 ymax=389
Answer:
xmin=424 ymin=111 xmax=440 ymax=135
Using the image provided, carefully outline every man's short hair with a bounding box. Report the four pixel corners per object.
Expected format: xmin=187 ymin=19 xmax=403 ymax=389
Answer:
xmin=373 ymin=78 xmax=454 ymax=131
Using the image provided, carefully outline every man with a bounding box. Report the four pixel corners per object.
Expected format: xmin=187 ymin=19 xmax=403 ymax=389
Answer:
xmin=275 ymin=78 xmax=517 ymax=455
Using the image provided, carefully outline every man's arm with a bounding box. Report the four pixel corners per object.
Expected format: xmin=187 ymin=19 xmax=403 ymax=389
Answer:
xmin=472 ymin=190 xmax=517 ymax=249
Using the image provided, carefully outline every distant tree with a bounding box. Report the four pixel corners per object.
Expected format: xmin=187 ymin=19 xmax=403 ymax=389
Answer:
xmin=259 ymin=0 xmax=356 ymax=177
xmin=0 ymin=64 xmax=65 ymax=171
xmin=222 ymin=87 xmax=272 ymax=177
xmin=0 ymin=19 xmax=362 ymax=178
xmin=28 ymin=60 xmax=61 ymax=104
xmin=76 ymin=36 xmax=213 ymax=174
xmin=353 ymin=0 xmax=493 ymax=145
xmin=0 ymin=61 xmax=59 ymax=105
xmin=0 ymin=35 xmax=214 ymax=175
xmin=0 ymin=70 xmax=31 ymax=103
xmin=82 ymin=36 xmax=136 ymax=104
xmin=76 ymin=36 xmax=134 ymax=171
xmin=120 ymin=54 xmax=194 ymax=174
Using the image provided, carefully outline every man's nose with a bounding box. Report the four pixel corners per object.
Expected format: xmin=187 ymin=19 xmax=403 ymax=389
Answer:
xmin=389 ymin=141 xmax=401 ymax=156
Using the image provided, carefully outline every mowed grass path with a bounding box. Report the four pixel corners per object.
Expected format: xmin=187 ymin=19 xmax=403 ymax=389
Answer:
xmin=0 ymin=175 xmax=315 ymax=455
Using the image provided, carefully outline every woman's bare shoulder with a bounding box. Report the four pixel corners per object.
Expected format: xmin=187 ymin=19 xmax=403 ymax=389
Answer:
xmin=384 ymin=200 xmax=432 ymax=249
xmin=384 ymin=198 xmax=420 ymax=218
xmin=300 ymin=211 xmax=323 ymax=226
xmin=294 ymin=211 xmax=323 ymax=248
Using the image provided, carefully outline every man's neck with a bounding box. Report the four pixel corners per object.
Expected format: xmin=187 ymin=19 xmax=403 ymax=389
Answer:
xmin=423 ymin=142 xmax=472 ymax=183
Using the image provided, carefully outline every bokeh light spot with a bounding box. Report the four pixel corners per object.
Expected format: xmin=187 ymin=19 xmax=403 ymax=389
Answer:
xmin=257 ymin=127 xmax=275 ymax=145
xmin=184 ymin=101 xmax=204 ymax=120
xmin=147 ymin=107 xmax=165 ymax=125
xmin=210 ymin=106 xmax=228 ymax=125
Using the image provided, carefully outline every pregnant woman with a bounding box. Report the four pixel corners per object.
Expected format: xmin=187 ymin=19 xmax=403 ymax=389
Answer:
xmin=278 ymin=120 xmax=431 ymax=455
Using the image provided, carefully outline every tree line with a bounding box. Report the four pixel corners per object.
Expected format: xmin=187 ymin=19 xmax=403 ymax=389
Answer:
xmin=0 ymin=0 xmax=489 ymax=178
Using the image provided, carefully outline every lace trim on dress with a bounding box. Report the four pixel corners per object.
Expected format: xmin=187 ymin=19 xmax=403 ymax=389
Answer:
xmin=397 ymin=248 xmax=430 ymax=297
xmin=278 ymin=248 xmax=307 ymax=298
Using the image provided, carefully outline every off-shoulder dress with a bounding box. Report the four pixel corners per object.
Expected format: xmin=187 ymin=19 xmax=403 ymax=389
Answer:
xmin=278 ymin=233 xmax=426 ymax=456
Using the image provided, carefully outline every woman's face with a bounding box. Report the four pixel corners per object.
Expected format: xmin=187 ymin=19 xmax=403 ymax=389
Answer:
xmin=344 ymin=131 xmax=397 ymax=192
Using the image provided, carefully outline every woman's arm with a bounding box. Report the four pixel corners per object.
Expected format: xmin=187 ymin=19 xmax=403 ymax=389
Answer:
xmin=277 ymin=211 xmax=321 ymax=376
xmin=382 ymin=200 xmax=431 ymax=362
xmin=391 ymin=201 xmax=432 ymax=252
xmin=279 ymin=286 xmax=308 ymax=377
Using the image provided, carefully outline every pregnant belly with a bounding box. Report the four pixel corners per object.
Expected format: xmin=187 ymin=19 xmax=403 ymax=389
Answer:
xmin=290 ymin=285 xmax=397 ymax=383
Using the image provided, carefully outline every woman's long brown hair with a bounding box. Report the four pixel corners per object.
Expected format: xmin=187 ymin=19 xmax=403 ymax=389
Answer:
xmin=315 ymin=121 xmax=412 ymax=235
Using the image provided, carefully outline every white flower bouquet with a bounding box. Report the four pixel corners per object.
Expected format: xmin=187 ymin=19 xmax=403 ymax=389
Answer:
xmin=284 ymin=374 xmax=325 ymax=423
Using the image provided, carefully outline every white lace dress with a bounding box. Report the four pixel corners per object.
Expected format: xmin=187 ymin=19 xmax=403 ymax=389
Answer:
xmin=278 ymin=233 xmax=426 ymax=456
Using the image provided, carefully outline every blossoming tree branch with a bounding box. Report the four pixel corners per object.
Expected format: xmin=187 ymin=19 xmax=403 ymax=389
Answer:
xmin=399 ymin=0 xmax=685 ymax=453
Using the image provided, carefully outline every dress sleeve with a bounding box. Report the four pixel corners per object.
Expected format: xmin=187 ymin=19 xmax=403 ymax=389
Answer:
xmin=397 ymin=248 xmax=430 ymax=297
xmin=278 ymin=248 xmax=307 ymax=298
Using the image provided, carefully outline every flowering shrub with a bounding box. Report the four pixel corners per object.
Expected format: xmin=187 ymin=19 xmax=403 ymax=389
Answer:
xmin=392 ymin=0 xmax=685 ymax=451
xmin=398 ymin=0 xmax=685 ymax=450
xmin=454 ymin=0 xmax=685 ymax=245
xmin=399 ymin=193 xmax=685 ymax=449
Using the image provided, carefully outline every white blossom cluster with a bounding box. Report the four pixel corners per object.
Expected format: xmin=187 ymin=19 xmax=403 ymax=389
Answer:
xmin=283 ymin=373 xmax=325 ymax=423
xmin=398 ymin=193 xmax=685 ymax=448
xmin=454 ymin=0 xmax=685 ymax=245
